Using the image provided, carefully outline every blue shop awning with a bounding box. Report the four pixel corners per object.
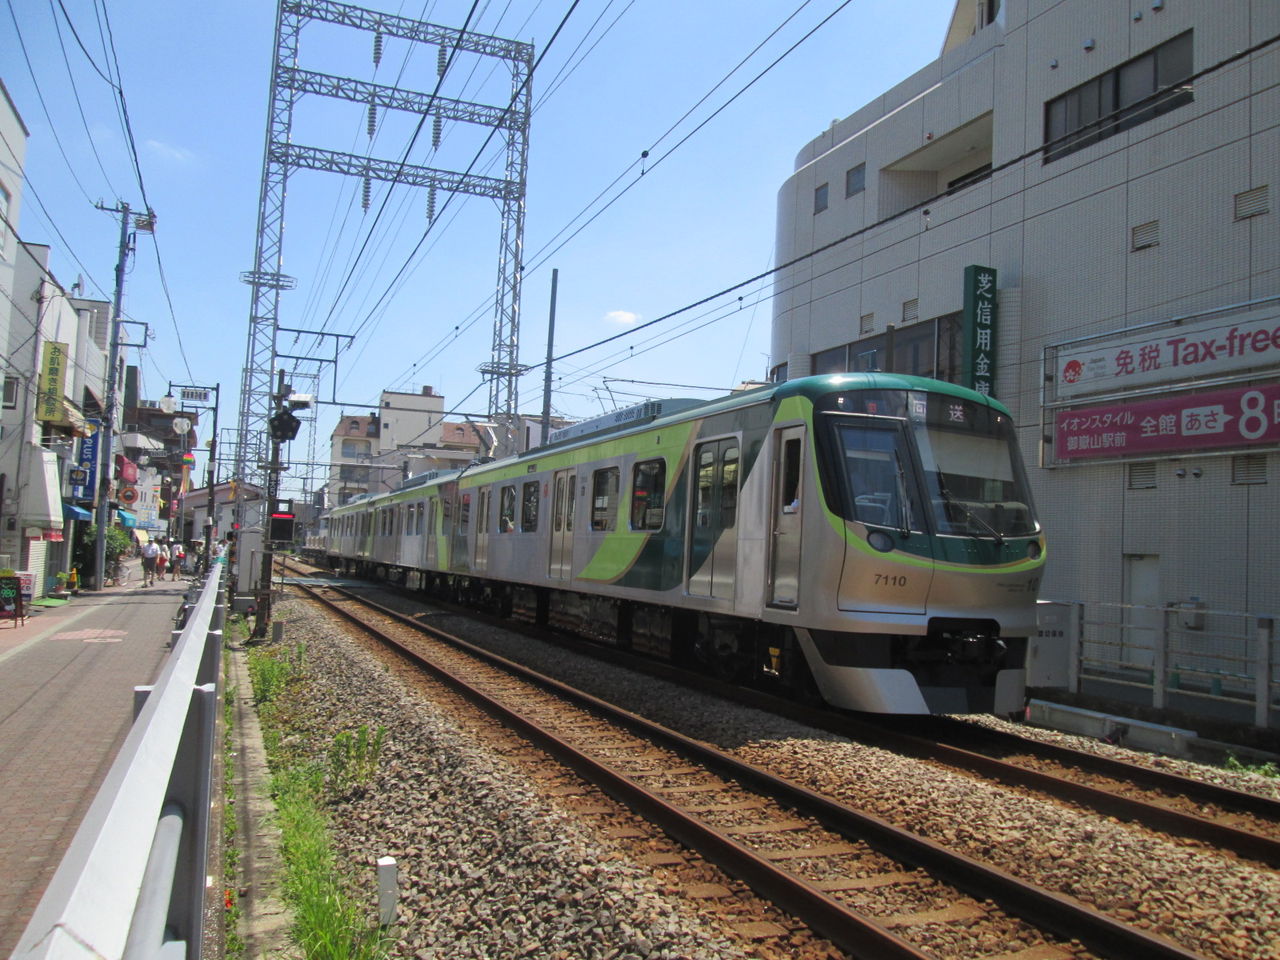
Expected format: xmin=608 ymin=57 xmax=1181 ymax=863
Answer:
xmin=116 ymin=509 xmax=137 ymax=528
xmin=63 ymin=503 xmax=93 ymax=522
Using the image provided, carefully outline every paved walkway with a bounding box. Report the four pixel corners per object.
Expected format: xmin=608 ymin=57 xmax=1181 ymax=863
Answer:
xmin=0 ymin=561 xmax=196 ymax=956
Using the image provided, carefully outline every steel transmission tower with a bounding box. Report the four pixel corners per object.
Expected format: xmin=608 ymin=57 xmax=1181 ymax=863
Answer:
xmin=236 ymin=0 xmax=533 ymax=492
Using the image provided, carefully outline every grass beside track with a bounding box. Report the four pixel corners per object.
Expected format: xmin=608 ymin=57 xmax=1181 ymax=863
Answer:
xmin=244 ymin=626 xmax=388 ymax=960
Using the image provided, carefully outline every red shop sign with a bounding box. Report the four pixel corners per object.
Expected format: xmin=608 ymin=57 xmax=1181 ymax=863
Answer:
xmin=1054 ymin=381 xmax=1280 ymax=461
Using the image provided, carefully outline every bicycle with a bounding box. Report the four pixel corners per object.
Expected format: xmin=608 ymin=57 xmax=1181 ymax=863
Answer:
xmin=105 ymin=559 xmax=130 ymax=587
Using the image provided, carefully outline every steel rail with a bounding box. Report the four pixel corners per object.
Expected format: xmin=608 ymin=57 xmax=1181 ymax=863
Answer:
xmin=925 ymin=715 xmax=1280 ymax=819
xmin=296 ymin=580 xmax=1210 ymax=960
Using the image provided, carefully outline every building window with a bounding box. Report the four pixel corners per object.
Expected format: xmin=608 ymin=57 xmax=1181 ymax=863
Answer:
xmin=1235 ymin=186 xmax=1269 ymax=220
xmin=1127 ymin=462 xmax=1157 ymax=489
xmin=1231 ymin=454 xmax=1266 ymax=485
xmin=521 ymin=481 xmax=539 ymax=531
xmin=902 ymin=299 xmax=919 ymax=324
xmin=812 ymin=345 xmax=847 ymax=375
xmin=630 ymin=459 xmax=666 ymax=530
xmin=341 ymin=439 xmax=370 ymax=458
xmin=770 ymin=362 xmax=788 ymax=383
xmin=814 ymin=182 xmax=829 ymax=214
xmin=590 ymin=467 xmax=620 ymax=531
xmin=1131 ymin=220 xmax=1160 ymax=250
xmin=859 ymin=312 xmax=874 ymax=335
xmin=1044 ymin=31 xmax=1194 ymax=163
xmin=0 ymin=182 xmax=9 ymax=260
xmin=2 ymin=375 xmax=17 ymax=409
xmin=845 ymin=163 xmax=865 ymax=197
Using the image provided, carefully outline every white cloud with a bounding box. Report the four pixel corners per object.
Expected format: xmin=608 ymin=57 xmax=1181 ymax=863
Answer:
xmin=604 ymin=310 xmax=639 ymax=326
xmin=144 ymin=139 xmax=196 ymax=164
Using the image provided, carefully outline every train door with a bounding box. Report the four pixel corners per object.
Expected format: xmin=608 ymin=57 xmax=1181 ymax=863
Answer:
xmin=474 ymin=487 xmax=491 ymax=572
xmin=450 ymin=489 xmax=471 ymax=572
xmin=769 ymin=426 xmax=804 ymax=608
xmin=687 ymin=438 xmax=739 ymax=600
xmin=425 ymin=496 xmax=438 ymax=568
xmin=548 ymin=469 xmax=575 ymax=579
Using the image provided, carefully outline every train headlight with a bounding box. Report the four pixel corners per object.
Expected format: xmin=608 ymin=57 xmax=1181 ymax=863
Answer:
xmin=1026 ymin=540 xmax=1042 ymax=560
xmin=867 ymin=530 xmax=894 ymax=553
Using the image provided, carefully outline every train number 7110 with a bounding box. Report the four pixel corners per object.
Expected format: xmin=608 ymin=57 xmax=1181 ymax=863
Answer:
xmin=874 ymin=574 xmax=908 ymax=587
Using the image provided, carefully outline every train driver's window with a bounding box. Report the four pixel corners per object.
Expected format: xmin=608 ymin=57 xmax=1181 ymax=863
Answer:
xmin=521 ymin=481 xmax=539 ymax=532
xmin=591 ymin=468 xmax=620 ymax=531
xmin=499 ymin=486 xmax=516 ymax=532
xmin=630 ymin=459 xmax=666 ymax=530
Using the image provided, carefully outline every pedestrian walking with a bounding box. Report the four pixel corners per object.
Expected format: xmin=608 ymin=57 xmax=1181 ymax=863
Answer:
xmin=171 ymin=541 xmax=185 ymax=580
xmin=156 ymin=539 xmax=169 ymax=580
xmin=140 ymin=539 xmax=159 ymax=587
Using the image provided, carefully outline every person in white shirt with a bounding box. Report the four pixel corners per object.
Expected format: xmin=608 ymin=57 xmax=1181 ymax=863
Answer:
xmin=170 ymin=541 xmax=186 ymax=580
xmin=140 ymin=539 xmax=160 ymax=586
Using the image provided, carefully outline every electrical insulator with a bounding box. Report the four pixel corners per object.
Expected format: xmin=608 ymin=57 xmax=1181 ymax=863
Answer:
xmin=367 ymin=103 xmax=377 ymax=138
xmin=373 ymin=32 xmax=383 ymax=66
xmin=432 ymin=115 xmax=442 ymax=149
xmin=437 ymin=45 xmax=447 ymax=76
xmin=427 ymin=185 xmax=436 ymax=222
xmin=362 ymin=177 xmax=371 ymax=211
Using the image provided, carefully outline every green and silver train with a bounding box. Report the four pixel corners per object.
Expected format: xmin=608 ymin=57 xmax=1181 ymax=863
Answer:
xmin=310 ymin=373 xmax=1046 ymax=715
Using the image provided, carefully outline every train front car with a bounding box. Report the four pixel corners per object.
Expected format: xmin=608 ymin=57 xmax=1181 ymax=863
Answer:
xmin=788 ymin=374 xmax=1045 ymax=715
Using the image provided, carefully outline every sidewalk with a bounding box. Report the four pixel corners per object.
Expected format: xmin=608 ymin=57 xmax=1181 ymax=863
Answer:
xmin=0 ymin=561 xmax=199 ymax=957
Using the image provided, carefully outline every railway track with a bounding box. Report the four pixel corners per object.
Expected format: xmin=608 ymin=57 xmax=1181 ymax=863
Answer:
xmin=287 ymin=574 xmax=1214 ymax=960
xmin=278 ymin=560 xmax=1280 ymax=863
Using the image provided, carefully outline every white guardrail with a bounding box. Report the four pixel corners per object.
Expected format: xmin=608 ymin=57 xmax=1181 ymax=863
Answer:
xmin=11 ymin=566 xmax=227 ymax=960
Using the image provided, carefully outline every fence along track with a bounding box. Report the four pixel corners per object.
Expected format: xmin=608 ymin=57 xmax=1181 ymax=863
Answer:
xmin=293 ymin=580 xmax=1210 ymax=960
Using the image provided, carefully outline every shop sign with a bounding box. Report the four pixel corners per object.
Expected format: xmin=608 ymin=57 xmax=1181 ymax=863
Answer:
xmin=963 ymin=266 xmax=997 ymax=397
xmin=38 ymin=342 xmax=69 ymax=423
xmin=73 ymin=420 xmax=100 ymax=501
xmin=1054 ymin=380 xmax=1280 ymax=461
xmin=1054 ymin=306 xmax=1280 ymax=400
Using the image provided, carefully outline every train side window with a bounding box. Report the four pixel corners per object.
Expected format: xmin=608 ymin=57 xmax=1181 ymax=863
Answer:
xmin=566 ymin=477 xmax=575 ymax=532
xmin=427 ymin=498 xmax=436 ymax=535
xmin=477 ymin=488 xmax=490 ymax=534
xmin=630 ymin=459 xmax=666 ymax=530
xmin=499 ymin=485 xmax=516 ymax=532
xmin=721 ymin=444 xmax=739 ymax=528
xmin=591 ymin=468 xmax=620 ymax=531
xmin=781 ymin=437 xmax=802 ymax=512
xmin=459 ymin=493 xmax=471 ymax=534
xmin=521 ymin=481 xmax=539 ymax=531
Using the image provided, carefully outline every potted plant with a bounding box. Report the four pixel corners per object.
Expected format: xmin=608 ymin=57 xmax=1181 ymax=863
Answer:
xmin=51 ymin=571 xmax=71 ymax=598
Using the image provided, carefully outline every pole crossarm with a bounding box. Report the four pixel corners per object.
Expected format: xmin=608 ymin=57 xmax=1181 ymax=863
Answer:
xmin=279 ymin=67 xmax=521 ymax=131
xmin=285 ymin=0 xmax=533 ymax=62
xmin=274 ymin=143 xmax=519 ymax=201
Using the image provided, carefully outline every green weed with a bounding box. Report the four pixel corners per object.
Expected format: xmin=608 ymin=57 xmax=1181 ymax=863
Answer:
xmin=327 ymin=725 xmax=387 ymax=796
xmin=1225 ymin=754 xmax=1280 ymax=778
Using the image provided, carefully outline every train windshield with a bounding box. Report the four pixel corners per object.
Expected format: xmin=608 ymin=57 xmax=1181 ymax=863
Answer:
xmin=829 ymin=420 xmax=925 ymax=533
xmin=817 ymin=389 xmax=1038 ymax=539
xmin=911 ymin=394 xmax=1038 ymax=539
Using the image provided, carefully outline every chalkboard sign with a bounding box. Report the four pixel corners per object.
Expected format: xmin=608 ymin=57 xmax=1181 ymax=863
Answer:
xmin=0 ymin=576 xmax=25 ymax=624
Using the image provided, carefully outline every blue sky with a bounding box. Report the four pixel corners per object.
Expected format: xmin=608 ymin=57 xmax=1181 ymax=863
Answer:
xmin=4 ymin=0 xmax=955 ymax=495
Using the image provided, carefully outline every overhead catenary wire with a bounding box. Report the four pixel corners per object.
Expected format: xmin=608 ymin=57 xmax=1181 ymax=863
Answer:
xmin=381 ymin=0 xmax=847 ymax=391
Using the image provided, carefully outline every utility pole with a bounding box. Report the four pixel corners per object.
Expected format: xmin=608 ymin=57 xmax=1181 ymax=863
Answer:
xmin=93 ymin=202 xmax=152 ymax=590
xmin=255 ymin=369 xmax=300 ymax=638
xmin=539 ymin=268 xmax=558 ymax=445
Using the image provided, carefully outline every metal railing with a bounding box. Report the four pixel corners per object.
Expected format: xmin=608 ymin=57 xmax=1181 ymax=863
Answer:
xmin=1037 ymin=599 xmax=1278 ymax=729
xmin=11 ymin=567 xmax=226 ymax=960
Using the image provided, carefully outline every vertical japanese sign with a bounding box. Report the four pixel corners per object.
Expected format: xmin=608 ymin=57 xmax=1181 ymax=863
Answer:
xmin=72 ymin=419 xmax=100 ymax=502
xmin=38 ymin=342 xmax=69 ymax=423
xmin=963 ymin=266 xmax=998 ymax=397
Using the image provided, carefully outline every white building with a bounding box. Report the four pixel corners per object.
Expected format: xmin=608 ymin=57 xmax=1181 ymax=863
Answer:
xmin=770 ymin=1 xmax=1278 ymax=707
